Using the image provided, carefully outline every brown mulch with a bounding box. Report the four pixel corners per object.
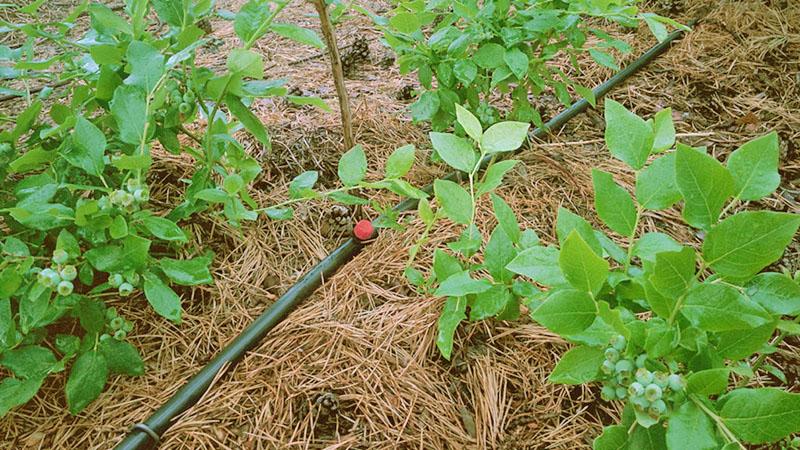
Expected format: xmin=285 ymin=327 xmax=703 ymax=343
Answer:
xmin=1 ymin=0 xmax=799 ymax=449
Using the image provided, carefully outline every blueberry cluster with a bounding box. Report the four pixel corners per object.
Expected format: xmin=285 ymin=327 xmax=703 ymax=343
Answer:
xmin=98 ymin=179 xmax=150 ymax=213
xmin=165 ymin=79 xmax=196 ymax=116
xmin=101 ymin=307 xmax=134 ymax=341
xmin=599 ymin=335 xmax=686 ymax=421
xmin=108 ymin=271 xmax=139 ymax=297
xmin=35 ymin=249 xmax=77 ymax=296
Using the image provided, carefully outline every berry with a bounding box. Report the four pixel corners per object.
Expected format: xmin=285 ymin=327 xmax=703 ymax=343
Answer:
xmin=648 ymin=399 xmax=667 ymax=419
xmin=614 ymin=387 xmax=627 ymax=400
xmin=109 ymin=273 xmax=124 ymax=288
xmin=601 ymin=360 xmax=615 ymax=375
xmin=353 ymin=219 xmax=374 ymax=241
xmin=644 ymin=384 xmax=663 ymax=402
xmin=125 ymin=272 xmax=140 ymax=286
xmin=52 ymin=249 xmax=69 ymax=264
xmin=110 ymin=189 xmax=127 ymax=205
xmin=601 ymin=385 xmax=617 ymax=401
xmin=113 ymin=329 xmax=127 ymax=340
xmin=100 ymin=333 xmax=111 ymax=342
xmin=57 ymin=280 xmax=74 ymax=296
xmin=98 ymin=196 xmax=111 ymax=210
xmin=610 ymin=334 xmax=626 ymax=351
xmin=110 ymin=317 xmax=125 ymax=330
xmin=631 ymin=395 xmax=650 ymax=409
xmin=615 ymin=359 xmax=633 ymax=374
xmin=667 ymin=374 xmax=685 ymax=392
xmin=653 ymin=372 xmax=669 ymax=388
xmin=604 ymin=347 xmax=619 ymax=363
xmin=60 ymin=265 xmax=77 ymax=281
xmin=178 ymin=102 xmax=191 ymax=114
xmin=38 ymin=269 xmax=55 ymax=287
xmin=133 ymin=189 xmax=149 ymax=203
xmin=183 ymin=91 xmax=195 ymax=102
xmin=120 ymin=192 xmax=135 ymax=207
xmin=118 ymin=282 xmax=134 ymax=296
xmin=635 ymin=368 xmax=654 ymax=385
xmin=122 ymin=320 xmax=133 ymax=333
xmin=105 ymin=307 xmax=118 ymax=320
xmin=126 ymin=178 xmax=140 ymax=192
xmin=635 ymin=354 xmax=647 ymax=368
xmin=628 ymin=382 xmax=645 ymax=397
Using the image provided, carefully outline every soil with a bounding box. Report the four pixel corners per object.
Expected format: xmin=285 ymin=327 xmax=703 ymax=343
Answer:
xmin=1 ymin=0 xmax=799 ymax=449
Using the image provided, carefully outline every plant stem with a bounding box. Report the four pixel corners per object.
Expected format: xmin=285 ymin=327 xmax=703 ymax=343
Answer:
xmin=691 ymin=395 xmax=745 ymax=449
xmin=253 ymin=185 xmax=356 ymax=212
xmin=311 ymin=0 xmax=354 ymax=151
xmin=624 ymin=203 xmax=642 ymax=272
xmin=737 ymin=315 xmax=800 ymax=388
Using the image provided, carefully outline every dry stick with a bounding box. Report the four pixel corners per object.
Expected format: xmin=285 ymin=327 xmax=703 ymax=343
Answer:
xmin=310 ymin=0 xmax=354 ymax=150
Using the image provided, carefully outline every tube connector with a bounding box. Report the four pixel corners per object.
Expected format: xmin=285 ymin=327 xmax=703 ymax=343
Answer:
xmin=353 ymin=219 xmax=376 ymax=243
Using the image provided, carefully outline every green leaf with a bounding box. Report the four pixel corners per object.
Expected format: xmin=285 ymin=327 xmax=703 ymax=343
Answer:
xmin=681 ymin=283 xmax=772 ymax=332
xmin=99 ymin=339 xmax=144 ymax=376
xmin=223 ymin=174 xmax=244 ymax=195
xmin=385 ymin=144 xmax=415 ymax=179
xmin=195 ymin=188 xmax=229 ymax=203
xmin=76 ymin=298 xmax=105 ymax=334
xmin=226 ymin=94 xmax=271 ymax=149
xmin=455 ymin=104 xmax=482 ymax=142
xmin=143 ymin=272 xmax=182 ymax=323
xmin=504 ymin=47 xmax=529 ymax=79
xmin=593 ymin=425 xmax=629 ymax=450
xmin=110 ymin=85 xmax=148 ymax=145
xmin=687 ymin=368 xmax=731 ymax=396
xmin=652 ymin=108 xmax=675 ymax=151
xmin=286 ymin=95 xmax=331 ymax=111
xmin=264 ymin=207 xmax=293 ymax=220
xmin=433 ymin=249 xmax=462 ymax=283
xmin=470 ymin=284 xmax=512 ymax=320
xmin=531 ymin=289 xmax=596 ymax=335
xmin=604 ymin=99 xmax=653 ymax=170
xmin=628 ymin=423 xmax=666 ymax=447
xmin=556 ymin=208 xmax=602 ymax=256
xmin=0 ymin=377 xmax=43 ymax=417
xmin=437 ymin=296 xmax=466 ymax=360
xmin=434 ymin=179 xmax=472 ymax=225
xmin=559 ymin=231 xmax=609 ymax=296
xmin=549 ymin=345 xmax=603 ymax=384
xmin=635 ymin=153 xmax=682 ymax=210
xmin=109 ymin=215 xmax=128 ymax=239
xmin=592 ymin=169 xmax=637 ymax=236
xmin=389 ymin=11 xmax=420 ymax=33
xmin=484 ymin=226 xmax=515 ymax=283
xmin=746 ymin=273 xmax=800 ymax=316
xmin=159 ymin=256 xmax=213 ymax=286
xmin=234 ymin=0 xmax=269 ymax=44
xmin=410 ymin=91 xmax=440 ymax=122
xmin=64 ymin=116 xmax=105 ymax=176
xmin=429 ymin=132 xmax=476 ymax=172
xmin=473 ymin=43 xmax=505 ymax=69
xmin=124 ymin=41 xmax=165 ymax=92
xmin=141 ymin=216 xmax=187 ymax=242
xmin=633 ymin=232 xmax=682 ymax=264
xmin=649 ymin=247 xmax=695 ymax=298
xmin=674 ymin=144 xmax=735 ymax=229
xmin=589 ymin=48 xmax=619 ymax=70
xmin=65 ymin=351 xmax=108 ymax=414
xmin=702 ymin=211 xmax=800 ymax=280
xmin=151 ymin=0 xmax=186 ymax=27
xmin=490 ymin=193 xmax=520 ymax=244
xmin=716 ymin=322 xmax=777 ymax=360
xmin=727 ymin=132 xmax=780 ymax=201
xmin=720 ymin=388 xmax=800 ymax=444
xmin=480 ymin=121 xmax=530 ymax=154
xmin=270 ymin=23 xmax=324 ymax=49
xmin=476 ymin=160 xmax=518 ymax=196
xmin=227 ymin=48 xmax=264 ymax=78
xmin=506 ymin=246 xmax=567 ymax=286
xmin=56 ymin=229 xmax=80 ymax=260
xmin=0 ymin=345 xmax=56 ymax=379
xmin=338 ymin=145 xmax=367 ymax=186
xmin=666 ymin=402 xmax=719 ymax=450
xmin=434 ymin=271 xmax=492 ymax=297
xmin=453 ymin=60 xmax=477 ymax=85
xmin=289 ymin=171 xmax=318 ymax=199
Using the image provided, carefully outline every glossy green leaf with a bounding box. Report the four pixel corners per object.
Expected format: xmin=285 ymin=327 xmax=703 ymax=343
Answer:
xmin=433 ymin=179 xmax=472 ymax=225
xmin=549 ymin=345 xmax=603 ymax=384
xmin=506 ymin=246 xmax=567 ymax=286
xmin=143 ymin=272 xmax=182 ymax=323
xmin=480 ymin=121 xmax=529 ymax=154
xmin=434 ymin=271 xmax=492 ymax=297
xmin=99 ymin=339 xmax=144 ymax=376
xmin=720 ymin=388 xmax=800 ymax=444
xmin=531 ymin=289 xmax=596 ymax=335
xmin=666 ymin=402 xmax=719 ymax=450
xmin=385 ymin=144 xmax=415 ymax=179
xmin=559 ymin=231 xmax=609 ymax=296
xmin=64 ymin=116 xmax=105 ymax=176
xmin=226 ymin=94 xmax=271 ymax=149
xmin=649 ymin=247 xmax=695 ymax=298
xmin=674 ymin=144 xmax=734 ymax=229
xmin=687 ymin=368 xmax=730 ymax=396
xmin=635 ymin=153 xmax=681 ymax=210
xmin=141 ymin=216 xmax=186 ymax=242
xmin=476 ymin=160 xmax=518 ymax=196
xmin=592 ymin=169 xmax=637 ymax=236
xmin=271 ymin=23 xmax=324 ymax=49
xmin=65 ymin=351 xmax=108 ymax=415
xmin=110 ymin=85 xmax=148 ymax=145
xmin=727 ymin=132 xmax=780 ymax=201
xmin=437 ymin=296 xmax=466 ymax=360
xmin=604 ymin=99 xmax=653 ymax=170
xmin=159 ymin=256 xmax=213 ymax=286
xmin=455 ymin=104 xmax=482 ymax=142
xmin=124 ymin=41 xmax=165 ymax=92
xmin=338 ymin=145 xmax=367 ymax=186
xmin=430 ymin=132 xmax=476 ymax=172
xmin=681 ymin=283 xmax=772 ymax=332
xmin=746 ymin=273 xmax=800 ymax=316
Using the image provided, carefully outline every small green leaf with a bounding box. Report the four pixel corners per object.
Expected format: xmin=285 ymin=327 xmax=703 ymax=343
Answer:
xmin=666 ymin=402 xmax=719 ymax=450
xmin=99 ymin=339 xmax=144 ymax=376
xmin=270 ymin=23 xmax=325 ymax=49
xmin=604 ymin=99 xmax=653 ymax=170
xmin=506 ymin=246 xmax=567 ymax=286
xmin=717 ymin=322 xmax=776 ymax=360
xmin=434 ymin=271 xmax=492 ymax=297
xmin=635 ymin=153 xmax=682 ymax=210
xmin=338 ymin=145 xmax=367 ymax=186
xmin=727 ymin=132 xmax=780 ymax=201
xmin=480 ymin=121 xmax=530 ymax=154
xmin=455 ymin=104 xmax=482 ymax=142
xmin=592 ymin=169 xmax=637 ymax=236
xmin=681 ymin=283 xmax=772 ymax=332
xmin=430 ymin=132 xmax=476 ymax=173
xmin=437 ymin=296 xmax=466 ymax=360
xmin=687 ymin=368 xmax=731 ymax=396
xmin=0 ymin=345 xmax=56 ymax=379
xmin=65 ymin=350 xmax=108 ymax=414
xmin=476 ymin=160 xmax=518 ymax=196
xmin=593 ymin=425 xmax=629 ymax=450
xmin=141 ymin=216 xmax=186 ymax=242
xmin=720 ymin=388 xmax=800 ymax=444
xmin=589 ymin=48 xmax=619 ymax=70
xmin=675 ymin=144 xmax=735 ymax=229
xmin=226 ymin=94 xmax=271 ymax=149
xmin=473 ymin=43 xmax=505 ymax=69
xmin=110 ymin=85 xmax=148 ymax=145
xmin=549 ymin=345 xmax=604 ymax=384
xmin=484 ymin=226 xmax=516 ymax=283
xmin=702 ymin=211 xmax=800 ymax=280
xmin=746 ymin=273 xmax=800 ymax=316
xmin=64 ymin=116 xmax=105 ymax=176
xmin=433 ymin=249 xmax=462 ymax=283
xmin=556 ymin=208 xmax=602 ymax=256
xmin=143 ymin=272 xmax=182 ymax=323
xmin=490 ymin=193 xmax=520 ymax=244
xmin=503 ymin=47 xmax=529 ymax=79
xmin=652 ymin=108 xmax=675 ymax=151
xmin=531 ymin=289 xmax=596 ymax=335
xmin=434 ymin=179 xmax=472 ymax=225
xmin=384 ymin=144 xmax=415 ymax=179
xmin=0 ymin=377 xmax=43 ymax=417
xmin=559 ymin=231 xmax=609 ymax=296
xmin=649 ymin=247 xmax=695 ymax=298
xmin=159 ymin=256 xmax=213 ymax=286
xmin=388 ymin=12 xmax=421 ymax=34
xmin=124 ymin=41 xmax=165 ymax=92
xmin=289 ymin=171 xmax=318 ymax=199
xmin=470 ymin=284 xmax=512 ymax=320
xmin=410 ymin=91 xmax=440 ymax=122
xmin=286 ymin=95 xmax=331 ymax=111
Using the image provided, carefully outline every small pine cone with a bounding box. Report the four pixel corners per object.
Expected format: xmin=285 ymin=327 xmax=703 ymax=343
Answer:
xmin=396 ymin=84 xmax=415 ymax=101
xmin=196 ymin=18 xmax=213 ymax=35
xmin=288 ymin=86 xmax=303 ymax=97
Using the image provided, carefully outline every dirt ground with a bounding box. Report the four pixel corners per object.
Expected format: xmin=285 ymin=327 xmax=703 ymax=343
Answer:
xmin=1 ymin=0 xmax=800 ymax=448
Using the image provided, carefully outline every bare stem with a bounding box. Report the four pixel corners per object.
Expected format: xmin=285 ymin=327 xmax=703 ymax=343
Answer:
xmin=311 ymin=0 xmax=354 ymax=150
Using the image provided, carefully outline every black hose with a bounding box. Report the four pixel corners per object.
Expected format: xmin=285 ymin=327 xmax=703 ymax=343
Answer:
xmin=114 ymin=22 xmax=695 ymax=450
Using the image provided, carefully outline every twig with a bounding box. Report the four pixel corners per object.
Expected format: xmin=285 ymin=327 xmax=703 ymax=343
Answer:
xmin=310 ymin=0 xmax=354 ymax=151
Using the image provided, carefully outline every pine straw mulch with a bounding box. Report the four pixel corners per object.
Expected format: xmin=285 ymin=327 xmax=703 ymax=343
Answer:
xmin=2 ymin=0 xmax=800 ymax=448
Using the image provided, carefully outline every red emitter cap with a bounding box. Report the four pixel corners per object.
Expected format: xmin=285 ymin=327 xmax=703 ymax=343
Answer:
xmin=353 ymin=219 xmax=375 ymax=241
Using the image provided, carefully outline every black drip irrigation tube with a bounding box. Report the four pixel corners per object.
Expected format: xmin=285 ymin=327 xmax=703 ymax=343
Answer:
xmin=114 ymin=22 xmax=696 ymax=450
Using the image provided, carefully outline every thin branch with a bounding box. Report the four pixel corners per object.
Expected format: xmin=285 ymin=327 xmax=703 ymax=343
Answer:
xmin=310 ymin=0 xmax=354 ymax=150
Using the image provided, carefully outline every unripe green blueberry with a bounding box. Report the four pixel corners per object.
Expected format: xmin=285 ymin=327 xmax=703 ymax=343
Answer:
xmin=631 ymin=395 xmax=650 ymax=410
xmin=98 ymin=196 xmax=111 ymax=210
xmin=635 ymin=354 xmax=647 ymax=368
xmin=615 ymin=387 xmax=627 ymax=400
xmin=178 ymin=102 xmax=191 ymax=114
xmin=29 ymin=266 xmax=42 ymax=276
xmin=110 ymin=316 xmax=125 ymax=330
xmin=126 ymin=178 xmax=140 ymax=192
xmin=52 ymin=249 xmax=69 ymax=264
xmin=615 ymin=359 xmax=633 ymax=374
xmin=653 ymin=372 xmax=669 ymax=388
xmin=120 ymin=192 xmax=135 ymax=207
xmin=118 ymin=282 xmax=134 ymax=296
xmin=113 ymin=329 xmax=127 ymax=340
xmin=644 ymin=383 xmax=663 ymax=402
xmin=106 ymin=307 xmax=118 ymax=320
xmin=99 ymin=333 xmax=111 ymax=342
xmin=648 ymin=399 xmax=667 ymax=419
xmin=635 ymin=368 xmax=654 ymax=385
xmin=667 ymin=374 xmax=685 ymax=392
xmin=182 ymin=91 xmax=195 ymax=102
xmin=110 ymin=189 xmax=127 ymax=205
xmin=601 ymin=360 xmax=615 ymax=375
xmin=109 ymin=273 xmax=124 ymax=288
xmin=125 ymin=272 xmax=140 ymax=286
xmin=610 ymin=334 xmax=626 ymax=351
xmin=170 ymin=91 xmax=182 ymax=104
xmin=57 ymin=280 xmax=74 ymax=296
xmin=628 ymin=382 xmax=645 ymax=397
xmin=122 ymin=320 xmax=133 ymax=333
xmin=60 ymin=265 xmax=77 ymax=281
xmin=604 ymin=347 xmax=619 ymax=363
xmin=38 ymin=268 xmax=55 ymax=287
xmin=601 ymin=385 xmax=617 ymax=401
xmin=133 ymin=188 xmax=149 ymax=203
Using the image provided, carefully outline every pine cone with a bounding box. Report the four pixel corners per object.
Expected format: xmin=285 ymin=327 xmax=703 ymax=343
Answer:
xmin=396 ymin=84 xmax=415 ymax=101
xmin=340 ymin=37 xmax=370 ymax=78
